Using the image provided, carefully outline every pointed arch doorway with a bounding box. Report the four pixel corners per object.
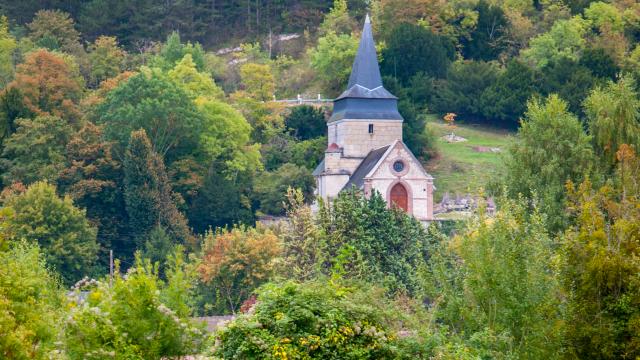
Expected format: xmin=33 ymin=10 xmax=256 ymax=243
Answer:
xmin=389 ymin=183 xmax=408 ymax=212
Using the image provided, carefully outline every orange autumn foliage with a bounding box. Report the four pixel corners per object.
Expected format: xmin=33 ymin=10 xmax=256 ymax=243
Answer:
xmin=82 ymin=71 xmax=135 ymax=110
xmin=8 ymin=49 xmax=83 ymax=123
xmin=198 ymin=227 xmax=281 ymax=313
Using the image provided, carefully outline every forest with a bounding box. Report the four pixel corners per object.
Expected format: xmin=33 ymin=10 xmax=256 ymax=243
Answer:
xmin=1 ymin=0 xmax=640 ymax=358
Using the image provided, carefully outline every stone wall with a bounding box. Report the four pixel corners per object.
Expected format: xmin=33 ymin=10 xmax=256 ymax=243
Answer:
xmin=317 ymin=173 xmax=351 ymax=200
xmin=330 ymin=119 xmax=403 ymax=158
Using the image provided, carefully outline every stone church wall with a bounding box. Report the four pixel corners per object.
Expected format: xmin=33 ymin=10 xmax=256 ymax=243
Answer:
xmin=330 ymin=120 xmax=402 ymax=158
xmin=366 ymin=143 xmax=434 ymax=220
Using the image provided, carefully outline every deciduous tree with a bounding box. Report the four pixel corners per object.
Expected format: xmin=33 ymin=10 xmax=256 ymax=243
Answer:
xmin=424 ymin=198 xmax=563 ymax=358
xmin=584 ymin=75 xmax=640 ymax=167
xmin=0 ymin=115 xmax=72 ymax=186
xmin=0 ymin=182 xmax=98 ymax=284
xmin=562 ymin=146 xmax=640 ymax=358
xmin=8 ymin=49 xmax=84 ymax=123
xmin=198 ymin=227 xmax=280 ymax=314
xmin=58 ymin=122 xmax=128 ymax=264
xmin=522 ymin=16 xmax=588 ymax=68
xmin=27 ymin=9 xmax=81 ymax=52
xmin=239 ymin=63 xmax=276 ymax=101
xmin=503 ymin=95 xmax=594 ymax=232
xmin=168 ymin=54 xmax=224 ymax=100
xmin=95 ymin=70 xmax=202 ymax=161
xmin=0 ymin=16 xmax=16 ymax=87
xmin=309 ymin=31 xmax=358 ymax=94
xmin=87 ymin=36 xmax=125 ymax=87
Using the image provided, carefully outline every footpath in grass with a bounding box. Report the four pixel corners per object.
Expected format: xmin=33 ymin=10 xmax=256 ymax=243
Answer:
xmin=424 ymin=117 xmax=514 ymax=202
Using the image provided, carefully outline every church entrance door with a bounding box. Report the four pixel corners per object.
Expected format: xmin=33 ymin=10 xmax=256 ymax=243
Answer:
xmin=390 ymin=183 xmax=408 ymax=212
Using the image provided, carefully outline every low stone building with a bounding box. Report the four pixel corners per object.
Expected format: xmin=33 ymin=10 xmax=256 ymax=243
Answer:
xmin=313 ymin=15 xmax=434 ymax=222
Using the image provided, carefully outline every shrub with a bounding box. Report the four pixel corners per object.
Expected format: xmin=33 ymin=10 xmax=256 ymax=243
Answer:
xmin=213 ymin=281 xmax=402 ymax=359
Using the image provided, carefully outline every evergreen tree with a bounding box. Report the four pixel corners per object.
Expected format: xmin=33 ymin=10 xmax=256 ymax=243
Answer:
xmin=318 ymin=190 xmax=432 ymax=294
xmin=381 ymin=23 xmax=455 ymax=84
xmin=541 ymin=58 xmax=598 ymax=116
xmin=480 ymin=60 xmax=541 ymax=127
xmin=433 ymin=60 xmax=499 ymax=121
xmin=285 ymin=105 xmax=326 ymax=141
xmin=123 ymin=129 xmax=192 ymax=249
xmin=0 ymin=87 xmax=32 ymax=147
xmin=188 ymin=165 xmax=255 ymax=233
xmin=461 ymin=0 xmax=510 ymax=61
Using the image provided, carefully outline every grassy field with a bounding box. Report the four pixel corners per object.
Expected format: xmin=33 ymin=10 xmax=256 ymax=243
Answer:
xmin=423 ymin=116 xmax=514 ymax=201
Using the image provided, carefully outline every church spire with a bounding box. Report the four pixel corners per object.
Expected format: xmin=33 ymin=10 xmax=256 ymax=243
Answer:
xmin=329 ymin=15 xmax=402 ymax=123
xmin=347 ymin=14 xmax=383 ymax=90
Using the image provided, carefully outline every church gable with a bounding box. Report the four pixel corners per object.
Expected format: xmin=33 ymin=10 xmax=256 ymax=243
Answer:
xmin=365 ymin=140 xmax=432 ymax=182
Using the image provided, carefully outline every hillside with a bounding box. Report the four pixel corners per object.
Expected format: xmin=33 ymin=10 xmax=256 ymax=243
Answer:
xmin=425 ymin=117 xmax=514 ymax=201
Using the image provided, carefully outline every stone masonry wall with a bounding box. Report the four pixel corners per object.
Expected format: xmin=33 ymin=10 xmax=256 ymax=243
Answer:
xmin=333 ymin=120 xmax=403 ymax=158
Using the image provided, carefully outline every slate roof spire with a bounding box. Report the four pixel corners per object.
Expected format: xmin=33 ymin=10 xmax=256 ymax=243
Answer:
xmin=329 ymin=15 xmax=403 ymax=122
xmin=347 ymin=14 xmax=383 ymax=90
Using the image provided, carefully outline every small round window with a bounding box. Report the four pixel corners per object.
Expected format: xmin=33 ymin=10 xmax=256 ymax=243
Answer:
xmin=393 ymin=160 xmax=405 ymax=173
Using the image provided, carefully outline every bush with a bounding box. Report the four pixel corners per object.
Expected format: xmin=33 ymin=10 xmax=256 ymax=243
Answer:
xmin=64 ymin=252 xmax=206 ymax=359
xmin=0 ymin=242 xmax=64 ymax=359
xmin=213 ymin=281 xmax=403 ymax=359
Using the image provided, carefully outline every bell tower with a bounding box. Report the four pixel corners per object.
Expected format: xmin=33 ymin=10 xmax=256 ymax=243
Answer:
xmin=327 ymin=14 xmax=403 ymax=158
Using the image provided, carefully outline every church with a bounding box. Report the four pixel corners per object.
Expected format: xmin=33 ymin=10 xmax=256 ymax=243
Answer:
xmin=313 ymin=15 xmax=435 ymax=222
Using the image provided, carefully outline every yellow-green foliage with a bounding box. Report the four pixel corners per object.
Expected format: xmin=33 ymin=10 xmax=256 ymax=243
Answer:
xmin=63 ymin=252 xmax=206 ymax=360
xmin=88 ymin=36 xmax=125 ymax=87
xmin=239 ymin=62 xmax=276 ymax=101
xmin=0 ymin=242 xmax=64 ymax=359
xmin=0 ymin=16 xmax=16 ymax=87
xmin=168 ymin=54 xmax=224 ymax=100
xmin=562 ymin=145 xmax=640 ymax=359
xmin=424 ymin=197 xmax=563 ymax=358
xmin=1 ymin=182 xmax=98 ymax=285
